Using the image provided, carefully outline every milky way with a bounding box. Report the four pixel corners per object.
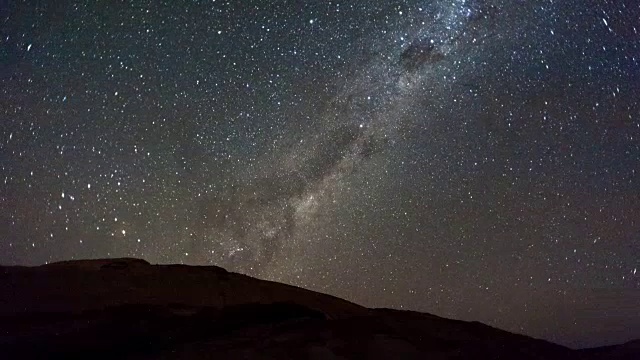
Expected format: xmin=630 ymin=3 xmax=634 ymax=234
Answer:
xmin=2 ymin=0 xmax=639 ymax=348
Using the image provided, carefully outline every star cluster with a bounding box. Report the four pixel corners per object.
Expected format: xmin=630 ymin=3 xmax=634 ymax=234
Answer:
xmin=1 ymin=0 xmax=639 ymax=348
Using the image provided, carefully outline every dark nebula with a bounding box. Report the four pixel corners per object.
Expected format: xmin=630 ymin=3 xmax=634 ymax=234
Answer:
xmin=400 ymin=39 xmax=446 ymax=71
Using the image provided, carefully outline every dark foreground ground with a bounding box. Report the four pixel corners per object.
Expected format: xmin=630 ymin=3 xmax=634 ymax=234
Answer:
xmin=1 ymin=258 xmax=637 ymax=359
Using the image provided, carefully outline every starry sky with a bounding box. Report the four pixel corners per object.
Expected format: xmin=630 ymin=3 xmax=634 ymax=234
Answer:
xmin=2 ymin=0 xmax=639 ymax=348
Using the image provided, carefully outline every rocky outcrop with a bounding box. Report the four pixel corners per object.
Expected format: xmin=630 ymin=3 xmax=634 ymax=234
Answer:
xmin=0 ymin=258 xmax=637 ymax=359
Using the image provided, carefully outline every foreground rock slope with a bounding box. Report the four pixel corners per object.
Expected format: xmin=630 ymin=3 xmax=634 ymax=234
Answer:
xmin=0 ymin=258 xmax=636 ymax=359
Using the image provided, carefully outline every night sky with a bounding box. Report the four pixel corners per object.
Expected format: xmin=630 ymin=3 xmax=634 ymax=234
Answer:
xmin=2 ymin=0 xmax=639 ymax=348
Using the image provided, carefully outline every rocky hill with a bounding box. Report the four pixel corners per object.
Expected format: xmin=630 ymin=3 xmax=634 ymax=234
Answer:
xmin=0 ymin=258 xmax=636 ymax=359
